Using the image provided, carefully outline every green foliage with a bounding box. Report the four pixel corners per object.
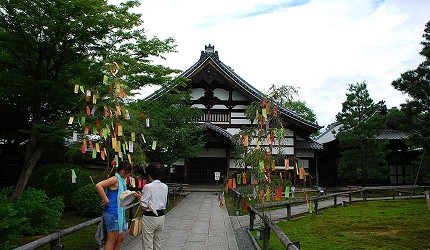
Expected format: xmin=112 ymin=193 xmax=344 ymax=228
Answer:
xmin=27 ymin=164 xmax=103 ymax=210
xmin=0 ymin=187 xmax=26 ymax=250
xmin=129 ymin=90 xmax=205 ymax=165
xmin=392 ymin=20 xmax=430 ymax=180
xmin=336 ymin=82 xmax=389 ymax=184
xmin=13 ymin=187 xmax=64 ymax=235
xmin=0 ymin=0 xmax=180 ymax=198
xmin=72 ymin=184 xmax=103 ymax=217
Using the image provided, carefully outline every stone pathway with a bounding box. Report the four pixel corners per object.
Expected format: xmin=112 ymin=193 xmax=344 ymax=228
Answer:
xmin=123 ymin=192 xmax=238 ymax=250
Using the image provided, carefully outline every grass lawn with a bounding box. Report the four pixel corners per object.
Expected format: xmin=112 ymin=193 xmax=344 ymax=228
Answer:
xmin=253 ymin=199 xmax=430 ymax=250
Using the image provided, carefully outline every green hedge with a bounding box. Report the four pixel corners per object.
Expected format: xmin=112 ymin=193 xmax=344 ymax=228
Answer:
xmin=72 ymin=184 xmax=103 ymax=217
xmin=27 ymin=163 xmax=105 ymax=210
xmin=0 ymin=187 xmax=64 ymax=249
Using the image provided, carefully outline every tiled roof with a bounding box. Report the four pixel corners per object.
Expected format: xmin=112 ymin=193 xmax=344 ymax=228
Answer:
xmin=296 ymin=139 xmax=324 ymax=150
xmin=201 ymin=122 xmax=235 ymax=143
xmin=377 ymin=129 xmax=409 ymax=140
xmin=181 ymin=45 xmax=321 ymax=131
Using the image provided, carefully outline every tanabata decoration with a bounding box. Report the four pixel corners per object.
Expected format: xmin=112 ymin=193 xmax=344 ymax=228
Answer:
xmin=74 ymin=84 xmax=79 ymax=93
xmin=142 ymin=179 xmax=147 ymax=188
xmin=225 ymin=182 xmax=229 ymax=192
xmin=68 ymin=116 xmax=74 ymax=125
xmin=151 ymin=141 xmax=157 ymax=150
xmin=299 ymin=167 xmax=305 ymax=180
xmin=285 ymin=186 xmax=290 ymax=198
xmin=129 ymin=141 xmax=133 ymax=153
xmin=79 ymin=85 xmax=85 ymax=94
xmin=291 ymin=186 xmax=295 ymax=198
xmin=71 ymin=169 xmax=77 ymax=183
xmin=276 ymin=187 xmax=283 ymax=201
xmin=131 ymin=132 xmax=135 ymax=142
xmin=262 ymin=108 xmax=267 ymax=119
xmin=81 ymin=139 xmax=87 ymax=154
xmin=237 ymin=174 xmax=241 ymax=185
xmin=284 ymin=158 xmax=289 ymax=170
xmin=228 ymin=178 xmax=233 ymax=189
xmin=232 ymin=178 xmax=237 ymax=189
xmin=242 ymin=172 xmax=247 ymax=184
xmin=303 ymin=192 xmax=308 ymax=204
xmin=92 ymin=149 xmax=97 ymax=159
xmin=72 ymin=132 xmax=77 ymax=142
xmin=86 ymin=106 xmax=91 ymax=116
xmin=243 ymin=134 xmax=249 ymax=147
xmin=145 ymin=118 xmax=150 ymax=127
xmin=243 ymin=198 xmax=248 ymax=212
xmin=141 ymin=134 xmax=146 ymax=143
xmin=309 ymin=201 xmax=314 ymax=213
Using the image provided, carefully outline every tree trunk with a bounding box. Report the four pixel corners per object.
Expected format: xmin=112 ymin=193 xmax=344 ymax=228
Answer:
xmin=10 ymin=134 xmax=45 ymax=201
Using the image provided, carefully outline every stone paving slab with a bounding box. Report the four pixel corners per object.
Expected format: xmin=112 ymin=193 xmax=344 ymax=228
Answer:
xmin=122 ymin=192 xmax=238 ymax=250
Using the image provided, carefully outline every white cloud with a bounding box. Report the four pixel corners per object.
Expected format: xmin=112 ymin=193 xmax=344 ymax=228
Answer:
xmin=114 ymin=0 xmax=430 ymax=128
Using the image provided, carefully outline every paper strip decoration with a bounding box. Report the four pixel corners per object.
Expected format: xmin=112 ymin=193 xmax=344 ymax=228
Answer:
xmin=80 ymin=85 xmax=85 ymax=94
xmin=122 ymin=143 xmax=126 ymax=154
xmin=232 ymin=178 xmax=236 ymax=189
xmin=71 ymin=169 xmax=77 ymax=183
xmin=127 ymin=153 xmax=131 ymax=163
xmin=68 ymin=116 xmax=74 ymax=125
xmin=103 ymin=75 xmax=109 ymax=85
xmin=81 ymin=140 xmax=87 ymax=154
xmin=96 ymin=143 xmax=100 ymax=152
xmin=242 ymin=172 xmax=247 ymax=184
xmin=72 ymin=132 xmax=77 ymax=142
xmin=141 ymin=134 xmax=146 ymax=143
xmin=131 ymin=132 xmax=135 ymax=142
xmin=115 ymin=155 xmax=119 ymax=167
xmin=243 ymin=134 xmax=249 ymax=147
xmin=291 ymin=186 xmax=295 ymax=198
xmin=284 ymin=158 xmax=289 ymax=170
xmin=146 ymin=118 xmax=150 ymax=127
xmin=74 ymin=84 xmax=79 ymax=93
xmin=259 ymin=160 xmax=264 ymax=172
xmin=83 ymin=126 xmax=89 ymax=134
xmin=152 ymin=140 xmax=157 ymax=150
xmin=299 ymin=167 xmax=305 ymax=180
xmin=137 ymin=179 xmax=142 ymax=188
xmin=243 ymin=198 xmax=248 ymax=212
xmin=142 ymin=179 xmax=147 ymax=188
xmin=237 ymin=174 xmax=241 ymax=185
xmin=129 ymin=141 xmax=134 ymax=153
xmin=101 ymin=149 xmax=105 ymax=160
xmin=92 ymin=149 xmax=97 ymax=159
xmin=91 ymin=106 xmax=97 ymax=116
xmin=125 ymin=109 xmax=130 ymax=120
xmin=228 ymin=178 xmax=232 ymax=189
xmin=262 ymin=108 xmax=267 ymax=118
xmin=116 ymin=105 xmax=121 ymax=116
xmin=117 ymin=124 xmax=123 ymax=136
xmin=131 ymin=177 xmax=136 ymax=188
xmin=225 ymin=182 xmax=229 ymax=192
xmin=271 ymin=160 xmax=276 ymax=171
xmin=81 ymin=116 xmax=85 ymax=127
xmin=92 ymin=94 xmax=97 ymax=104
xmin=86 ymin=90 xmax=91 ymax=101
xmin=86 ymin=106 xmax=90 ymax=116
xmin=285 ymin=186 xmax=290 ymax=198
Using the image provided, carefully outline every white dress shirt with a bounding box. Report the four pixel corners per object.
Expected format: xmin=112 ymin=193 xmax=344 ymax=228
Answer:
xmin=140 ymin=180 xmax=168 ymax=211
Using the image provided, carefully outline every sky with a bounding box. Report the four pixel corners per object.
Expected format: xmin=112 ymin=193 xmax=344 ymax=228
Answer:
xmin=117 ymin=0 xmax=430 ymax=129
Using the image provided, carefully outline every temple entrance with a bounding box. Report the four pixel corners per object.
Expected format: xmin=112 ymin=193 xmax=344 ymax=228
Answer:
xmin=187 ymin=157 xmax=227 ymax=184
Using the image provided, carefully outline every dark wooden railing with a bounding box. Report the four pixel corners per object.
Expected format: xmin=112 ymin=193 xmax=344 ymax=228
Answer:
xmin=15 ymin=183 xmax=188 ymax=250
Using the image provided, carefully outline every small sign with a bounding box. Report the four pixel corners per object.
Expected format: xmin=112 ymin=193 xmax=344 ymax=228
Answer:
xmin=214 ymin=172 xmax=220 ymax=181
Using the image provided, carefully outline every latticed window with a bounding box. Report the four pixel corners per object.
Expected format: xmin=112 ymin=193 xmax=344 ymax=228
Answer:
xmin=199 ymin=112 xmax=230 ymax=122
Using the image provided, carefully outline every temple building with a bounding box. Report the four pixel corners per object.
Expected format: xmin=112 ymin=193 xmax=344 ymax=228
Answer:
xmin=148 ymin=45 xmax=323 ymax=184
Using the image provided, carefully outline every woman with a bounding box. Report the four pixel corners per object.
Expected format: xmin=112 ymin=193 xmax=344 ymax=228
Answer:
xmin=95 ymin=160 xmax=132 ymax=250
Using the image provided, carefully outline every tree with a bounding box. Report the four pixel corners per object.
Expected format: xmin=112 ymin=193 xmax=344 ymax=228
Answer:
xmin=129 ymin=90 xmax=205 ymax=165
xmin=336 ymin=82 xmax=389 ymax=184
xmin=0 ymin=0 xmax=179 ymax=199
xmin=392 ymin=20 xmax=430 ymax=181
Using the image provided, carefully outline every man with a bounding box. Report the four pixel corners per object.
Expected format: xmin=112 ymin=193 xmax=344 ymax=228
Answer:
xmin=134 ymin=162 xmax=168 ymax=250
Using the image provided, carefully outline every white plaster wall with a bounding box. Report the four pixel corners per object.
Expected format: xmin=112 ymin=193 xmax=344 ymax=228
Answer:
xmin=231 ymin=119 xmax=252 ymax=125
xmin=191 ymin=88 xmax=204 ymax=100
xmin=213 ymin=89 xmax=229 ymax=100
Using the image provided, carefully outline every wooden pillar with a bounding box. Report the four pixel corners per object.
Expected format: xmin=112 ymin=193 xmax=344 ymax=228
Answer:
xmin=249 ymin=209 xmax=255 ymax=230
xmin=286 ymin=203 xmax=292 ymax=221
xmin=334 ymin=195 xmax=337 ymax=208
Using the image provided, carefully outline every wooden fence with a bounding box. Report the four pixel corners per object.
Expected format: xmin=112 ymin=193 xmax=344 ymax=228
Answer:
xmin=230 ymin=185 xmax=428 ymax=250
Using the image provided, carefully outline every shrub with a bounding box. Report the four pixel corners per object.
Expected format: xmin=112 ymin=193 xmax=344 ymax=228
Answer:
xmin=14 ymin=187 xmax=64 ymax=235
xmin=72 ymin=184 xmax=103 ymax=217
xmin=27 ymin=163 xmax=101 ymax=210
xmin=0 ymin=187 xmax=26 ymax=250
